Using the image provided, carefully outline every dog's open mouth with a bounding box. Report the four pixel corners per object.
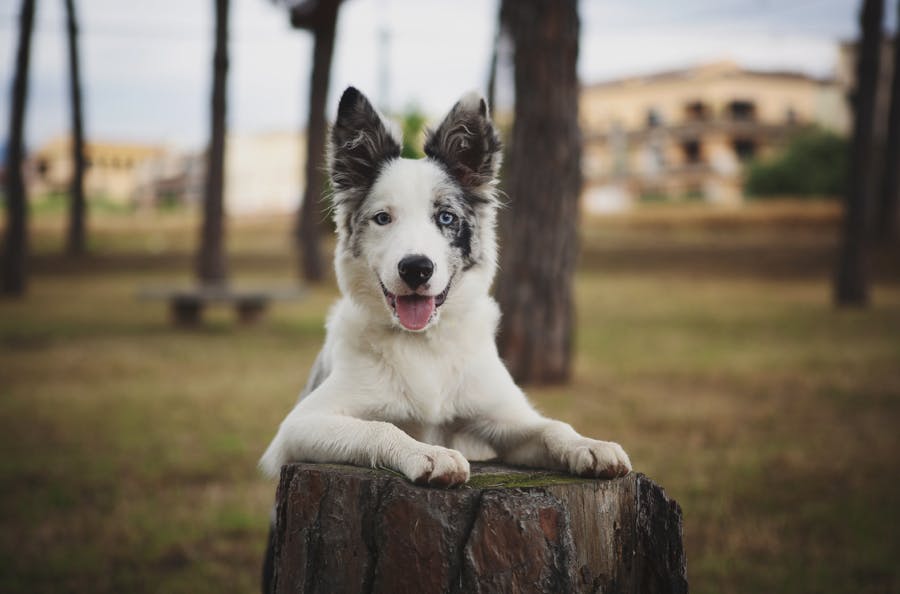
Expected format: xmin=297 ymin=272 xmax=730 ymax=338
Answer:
xmin=380 ymin=281 xmax=451 ymax=331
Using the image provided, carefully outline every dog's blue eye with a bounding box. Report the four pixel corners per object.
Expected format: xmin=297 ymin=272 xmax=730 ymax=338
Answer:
xmin=437 ymin=211 xmax=456 ymax=226
xmin=373 ymin=212 xmax=392 ymax=225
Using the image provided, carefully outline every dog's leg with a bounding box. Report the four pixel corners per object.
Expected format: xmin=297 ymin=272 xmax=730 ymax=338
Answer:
xmin=491 ymin=416 xmax=631 ymax=479
xmin=260 ymin=406 xmax=470 ymax=486
xmin=462 ymin=358 xmax=632 ymax=478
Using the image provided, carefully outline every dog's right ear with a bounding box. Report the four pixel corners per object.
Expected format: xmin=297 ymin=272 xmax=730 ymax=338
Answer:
xmin=330 ymin=87 xmax=402 ymax=197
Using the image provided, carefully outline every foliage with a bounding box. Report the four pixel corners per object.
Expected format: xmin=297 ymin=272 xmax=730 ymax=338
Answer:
xmin=30 ymin=192 xmax=135 ymax=215
xmin=745 ymin=127 xmax=848 ymax=198
xmin=399 ymin=105 xmax=427 ymax=159
xmin=638 ymin=191 xmax=668 ymax=203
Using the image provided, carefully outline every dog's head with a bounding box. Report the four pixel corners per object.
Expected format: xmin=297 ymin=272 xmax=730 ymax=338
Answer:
xmin=329 ymin=87 xmax=502 ymax=332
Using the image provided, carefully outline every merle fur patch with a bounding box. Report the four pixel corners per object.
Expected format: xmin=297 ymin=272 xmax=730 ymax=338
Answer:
xmin=424 ymin=93 xmax=502 ymax=199
xmin=434 ymin=191 xmax=481 ymax=269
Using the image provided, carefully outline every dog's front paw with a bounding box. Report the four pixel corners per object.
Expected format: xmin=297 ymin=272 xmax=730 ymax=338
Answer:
xmin=562 ymin=439 xmax=632 ymax=479
xmin=400 ymin=446 xmax=470 ymax=488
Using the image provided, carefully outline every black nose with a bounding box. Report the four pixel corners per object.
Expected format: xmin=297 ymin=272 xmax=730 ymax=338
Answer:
xmin=398 ymin=255 xmax=434 ymax=289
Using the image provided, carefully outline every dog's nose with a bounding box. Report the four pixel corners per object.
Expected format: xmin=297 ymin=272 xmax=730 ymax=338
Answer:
xmin=398 ymin=255 xmax=434 ymax=289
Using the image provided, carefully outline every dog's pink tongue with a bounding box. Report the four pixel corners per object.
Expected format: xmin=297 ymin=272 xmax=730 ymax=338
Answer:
xmin=396 ymin=295 xmax=435 ymax=330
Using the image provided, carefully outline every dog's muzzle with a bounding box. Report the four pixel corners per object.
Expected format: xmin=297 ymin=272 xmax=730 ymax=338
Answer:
xmin=380 ymin=278 xmax=451 ymax=332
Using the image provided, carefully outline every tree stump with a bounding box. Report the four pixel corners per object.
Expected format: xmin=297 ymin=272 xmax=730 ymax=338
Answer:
xmin=271 ymin=462 xmax=687 ymax=593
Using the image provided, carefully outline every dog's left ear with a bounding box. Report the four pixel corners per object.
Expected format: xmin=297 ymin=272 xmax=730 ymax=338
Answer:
xmin=424 ymin=92 xmax=502 ymax=195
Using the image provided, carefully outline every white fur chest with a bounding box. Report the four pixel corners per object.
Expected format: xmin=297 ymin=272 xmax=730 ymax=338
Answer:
xmin=326 ymin=296 xmax=495 ymax=427
xmin=375 ymin=330 xmax=465 ymax=425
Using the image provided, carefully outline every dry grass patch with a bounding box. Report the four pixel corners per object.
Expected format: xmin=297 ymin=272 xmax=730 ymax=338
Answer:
xmin=1 ymin=204 xmax=898 ymax=593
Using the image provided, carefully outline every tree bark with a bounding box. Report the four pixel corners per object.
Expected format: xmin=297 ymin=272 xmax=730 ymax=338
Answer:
xmin=486 ymin=23 xmax=499 ymax=113
xmin=876 ymin=0 xmax=900 ymax=242
xmin=271 ymin=463 xmax=687 ymax=594
xmin=64 ymin=0 xmax=87 ymax=256
xmin=835 ymin=0 xmax=883 ymax=306
xmin=197 ymin=0 xmax=229 ymax=286
xmin=2 ymin=0 xmax=36 ymax=297
xmin=295 ymin=0 xmax=339 ymax=283
xmin=495 ymin=0 xmax=582 ymax=384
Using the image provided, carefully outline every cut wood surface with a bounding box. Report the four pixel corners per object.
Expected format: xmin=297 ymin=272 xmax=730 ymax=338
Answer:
xmin=272 ymin=462 xmax=687 ymax=593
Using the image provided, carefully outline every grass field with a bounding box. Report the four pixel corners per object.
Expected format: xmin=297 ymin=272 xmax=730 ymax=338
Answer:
xmin=1 ymin=202 xmax=899 ymax=593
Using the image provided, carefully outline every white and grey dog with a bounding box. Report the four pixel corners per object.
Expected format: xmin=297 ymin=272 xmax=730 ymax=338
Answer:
xmin=260 ymin=87 xmax=631 ymax=487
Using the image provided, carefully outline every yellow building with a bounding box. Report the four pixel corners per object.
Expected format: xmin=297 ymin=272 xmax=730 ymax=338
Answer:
xmin=836 ymin=38 xmax=895 ymax=145
xmin=836 ymin=38 xmax=896 ymax=190
xmin=29 ymin=132 xmax=307 ymax=214
xmin=132 ymin=131 xmax=308 ymax=214
xmin=224 ymin=131 xmax=306 ymax=215
xmin=29 ymin=136 xmax=166 ymax=204
xmin=580 ymin=61 xmax=850 ymax=209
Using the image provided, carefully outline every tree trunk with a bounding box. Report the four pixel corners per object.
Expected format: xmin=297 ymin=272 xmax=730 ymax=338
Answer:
xmin=495 ymin=0 xmax=582 ymax=384
xmin=270 ymin=463 xmax=687 ymax=594
xmin=295 ymin=0 xmax=339 ymax=283
xmin=876 ymin=0 xmax=900 ymax=242
xmin=197 ymin=0 xmax=229 ymax=286
xmin=485 ymin=24 xmax=499 ymax=113
xmin=2 ymin=0 xmax=36 ymax=297
xmin=64 ymin=0 xmax=87 ymax=256
xmin=835 ymin=0 xmax=883 ymax=306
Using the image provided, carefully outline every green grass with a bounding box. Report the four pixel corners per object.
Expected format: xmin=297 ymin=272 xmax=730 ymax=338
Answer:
xmin=30 ymin=192 xmax=140 ymax=216
xmin=1 ymin=204 xmax=899 ymax=593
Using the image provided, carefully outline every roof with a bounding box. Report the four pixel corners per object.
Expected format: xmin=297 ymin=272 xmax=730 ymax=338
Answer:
xmin=32 ymin=136 xmax=166 ymax=158
xmin=585 ymin=60 xmax=834 ymax=91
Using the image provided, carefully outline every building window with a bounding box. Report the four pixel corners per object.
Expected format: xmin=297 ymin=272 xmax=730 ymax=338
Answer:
xmin=582 ymin=153 xmax=604 ymax=178
xmin=36 ymin=159 xmax=49 ymax=178
xmin=732 ymin=138 xmax=756 ymax=162
xmin=727 ymin=100 xmax=756 ymax=121
xmin=646 ymin=108 xmax=662 ymax=128
xmin=651 ymin=142 xmax=666 ymax=169
xmin=681 ymin=139 xmax=703 ymax=164
xmin=683 ymin=185 xmax=704 ymax=201
xmin=684 ymin=101 xmax=709 ymax=122
xmin=786 ymin=107 xmax=797 ymax=124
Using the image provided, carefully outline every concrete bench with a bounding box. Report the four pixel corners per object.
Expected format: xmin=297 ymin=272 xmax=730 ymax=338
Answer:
xmin=139 ymin=286 xmax=302 ymax=325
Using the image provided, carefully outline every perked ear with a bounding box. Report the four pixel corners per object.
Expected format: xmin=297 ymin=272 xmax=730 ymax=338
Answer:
xmin=330 ymin=87 xmax=402 ymax=198
xmin=424 ymin=92 xmax=502 ymax=194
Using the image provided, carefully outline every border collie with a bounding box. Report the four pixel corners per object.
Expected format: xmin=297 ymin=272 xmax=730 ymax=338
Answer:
xmin=260 ymin=87 xmax=631 ymax=487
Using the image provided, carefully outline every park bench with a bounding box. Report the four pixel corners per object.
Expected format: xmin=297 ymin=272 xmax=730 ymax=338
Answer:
xmin=138 ymin=286 xmax=302 ymax=325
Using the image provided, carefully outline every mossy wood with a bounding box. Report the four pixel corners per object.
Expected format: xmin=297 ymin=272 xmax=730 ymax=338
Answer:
xmin=272 ymin=462 xmax=687 ymax=593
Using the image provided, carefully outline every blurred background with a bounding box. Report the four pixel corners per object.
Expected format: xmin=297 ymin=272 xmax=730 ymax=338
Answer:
xmin=1 ymin=0 xmax=899 ymax=592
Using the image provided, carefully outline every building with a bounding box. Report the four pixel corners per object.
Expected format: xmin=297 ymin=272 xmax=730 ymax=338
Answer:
xmin=580 ymin=61 xmax=850 ymax=210
xmin=836 ymin=37 xmax=896 ymax=144
xmin=135 ymin=130 xmax=307 ymax=214
xmin=224 ymin=131 xmax=306 ymax=215
xmin=836 ymin=37 xmax=896 ymax=194
xmin=30 ymin=131 xmax=307 ymax=215
xmin=28 ymin=137 xmax=166 ymax=204
xmin=132 ymin=150 xmax=206 ymax=209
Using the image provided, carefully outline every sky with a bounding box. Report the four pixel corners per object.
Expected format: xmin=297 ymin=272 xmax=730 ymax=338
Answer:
xmin=0 ymin=0 xmax=895 ymax=152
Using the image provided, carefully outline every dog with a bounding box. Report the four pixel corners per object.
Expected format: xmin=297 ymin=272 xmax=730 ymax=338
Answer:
xmin=259 ymin=87 xmax=631 ymax=488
